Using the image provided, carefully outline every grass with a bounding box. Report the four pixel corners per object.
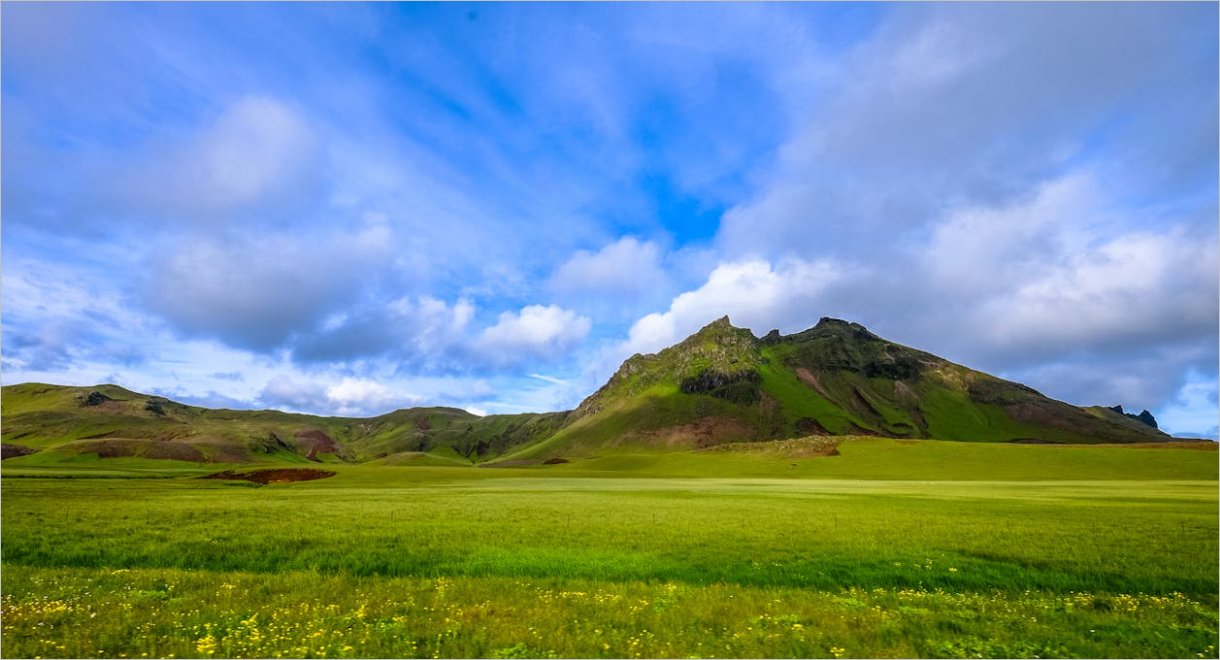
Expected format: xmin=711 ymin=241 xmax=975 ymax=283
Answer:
xmin=3 ymin=567 xmax=1215 ymax=659
xmin=756 ymin=347 xmax=865 ymax=435
xmin=2 ymin=440 xmax=1217 ymax=658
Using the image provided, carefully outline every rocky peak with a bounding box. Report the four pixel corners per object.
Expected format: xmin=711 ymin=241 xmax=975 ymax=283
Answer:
xmin=1109 ymin=405 xmax=1158 ymax=429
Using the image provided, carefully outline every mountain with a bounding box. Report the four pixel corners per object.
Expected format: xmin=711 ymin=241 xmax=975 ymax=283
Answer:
xmin=502 ymin=317 xmax=1168 ymax=459
xmin=0 ymin=317 xmax=1168 ymax=466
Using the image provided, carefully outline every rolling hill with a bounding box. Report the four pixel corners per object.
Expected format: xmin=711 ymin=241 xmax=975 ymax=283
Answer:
xmin=0 ymin=382 xmax=566 ymax=466
xmin=0 ymin=317 xmax=1168 ymax=466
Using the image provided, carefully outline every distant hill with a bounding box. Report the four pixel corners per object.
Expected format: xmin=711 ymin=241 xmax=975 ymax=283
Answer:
xmin=1 ymin=317 xmax=1169 ymax=466
xmin=0 ymin=382 xmax=565 ymax=465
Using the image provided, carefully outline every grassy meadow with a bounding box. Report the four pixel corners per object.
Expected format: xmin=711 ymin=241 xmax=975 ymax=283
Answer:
xmin=2 ymin=438 xmax=1217 ymax=658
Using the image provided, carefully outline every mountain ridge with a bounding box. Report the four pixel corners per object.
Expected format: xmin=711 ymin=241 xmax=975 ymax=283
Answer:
xmin=1 ymin=316 xmax=1173 ymax=466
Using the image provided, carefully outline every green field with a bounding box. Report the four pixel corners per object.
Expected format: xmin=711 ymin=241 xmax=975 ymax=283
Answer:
xmin=2 ymin=439 xmax=1217 ymax=658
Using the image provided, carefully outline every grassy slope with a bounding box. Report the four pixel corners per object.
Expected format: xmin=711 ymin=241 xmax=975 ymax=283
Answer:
xmin=759 ymin=322 xmax=1166 ymax=444
xmin=1 ymin=383 xmax=564 ymax=465
xmin=539 ymin=437 xmax=1219 ymax=481
xmin=502 ymin=382 xmax=763 ymax=460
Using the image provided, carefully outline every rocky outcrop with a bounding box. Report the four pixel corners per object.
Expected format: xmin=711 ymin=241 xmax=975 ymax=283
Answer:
xmin=1109 ymin=405 xmax=1160 ymax=429
xmin=81 ymin=391 xmax=113 ymax=406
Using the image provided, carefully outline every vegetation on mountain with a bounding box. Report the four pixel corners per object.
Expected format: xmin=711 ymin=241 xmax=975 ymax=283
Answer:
xmin=1 ymin=316 xmax=1173 ymax=468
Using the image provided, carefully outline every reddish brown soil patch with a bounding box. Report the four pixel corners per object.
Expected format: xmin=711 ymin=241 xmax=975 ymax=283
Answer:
xmin=542 ymin=457 xmax=570 ymax=464
xmin=294 ymin=429 xmax=338 ymax=461
xmin=1 ymin=443 xmax=37 ymax=460
xmin=893 ymin=380 xmax=918 ymax=403
xmin=201 ymin=468 xmax=336 ymax=484
xmin=794 ymin=368 xmax=833 ymax=399
xmin=629 ymin=416 xmax=754 ymax=449
xmin=482 ymin=459 xmax=543 ymax=468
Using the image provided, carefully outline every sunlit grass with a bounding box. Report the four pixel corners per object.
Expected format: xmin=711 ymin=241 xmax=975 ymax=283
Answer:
xmin=3 ymin=566 xmax=1216 ymax=659
xmin=2 ymin=444 xmax=1216 ymax=658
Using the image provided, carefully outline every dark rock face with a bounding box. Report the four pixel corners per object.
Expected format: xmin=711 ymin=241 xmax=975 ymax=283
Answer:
xmin=1136 ymin=410 xmax=1158 ymax=429
xmin=145 ymin=399 xmax=167 ymax=416
xmin=81 ymin=391 xmax=112 ymax=407
xmin=1109 ymin=404 xmax=1159 ymax=429
xmin=795 ymin=417 xmax=831 ymax=435
xmin=680 ymin=369 xmax=763 ymax=406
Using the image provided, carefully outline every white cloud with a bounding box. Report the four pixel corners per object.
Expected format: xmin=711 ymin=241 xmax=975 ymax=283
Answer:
xmin=260 ymin=375 xmax=422 ymax=417
xmin=923 ymin=174 xmax=1098 ymax=297
xmin=390 ymin=295 xmax=476 ymax=353
xmin=551 ymin=237 xmax=669 ymax=299
xmin=326 ymin=377 xmax=423 ymax=417
xmin=716 ymin=4 xmax=1213 ymax=263
xmin=898 ymin=173 xmax=1220 ymax=364
xmin=260 ymin=375 xmax=329 ymax=413
xmin=475 ymin=305 xmax=591 ymax=367
xmin=977 ymin=230 xmax=1218 ymax=356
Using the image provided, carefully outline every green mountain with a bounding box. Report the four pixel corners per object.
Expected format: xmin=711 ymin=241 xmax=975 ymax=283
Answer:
xmin=1 ymin=317 xmax=1167 ymax=466
xmin=504 ymin=317 xmax=1166 ymax=459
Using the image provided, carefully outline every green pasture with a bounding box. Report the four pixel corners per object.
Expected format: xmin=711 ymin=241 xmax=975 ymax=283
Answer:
xmin=2 ymin=439 xmax=1217 ymax=658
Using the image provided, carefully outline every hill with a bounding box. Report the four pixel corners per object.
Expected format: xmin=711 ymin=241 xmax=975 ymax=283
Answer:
xmin=503 ymin=317 xmax=1167 ymax=459
xmin=0 ymin=382 xmax=565 ymax=465
xmin=1 ymin=317 xmax=1170 ymax=466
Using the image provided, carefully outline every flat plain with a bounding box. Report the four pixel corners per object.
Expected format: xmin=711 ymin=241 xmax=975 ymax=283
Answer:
xmin=2 ymin=439 xmax=1217 ymax=659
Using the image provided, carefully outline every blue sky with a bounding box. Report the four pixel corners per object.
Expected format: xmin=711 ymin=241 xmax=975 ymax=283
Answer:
xmin=3 ymin=2 xmax=1217 ymax=438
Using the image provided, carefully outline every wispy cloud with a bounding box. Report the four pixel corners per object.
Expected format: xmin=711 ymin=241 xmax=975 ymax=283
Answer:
xmin=528 ymin=374 xmax=569 ymax=386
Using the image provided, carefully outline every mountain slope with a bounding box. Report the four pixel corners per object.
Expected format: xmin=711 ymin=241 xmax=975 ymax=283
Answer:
xmin=503 ymin=317 xmax=1167 ymax=460
xmin=755 ymin=318 xmax=1165 ymax=444
xmin=1 ymin=317 xmax=1169 ymax=467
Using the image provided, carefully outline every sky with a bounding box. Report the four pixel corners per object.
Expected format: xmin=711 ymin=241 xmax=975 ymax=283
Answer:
xmin=2 ymin=2 xmax=1217 ymax=438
